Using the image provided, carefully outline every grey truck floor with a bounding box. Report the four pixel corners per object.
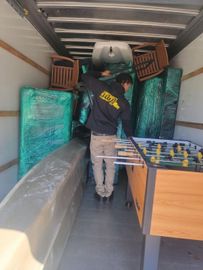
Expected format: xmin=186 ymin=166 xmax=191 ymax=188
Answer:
xmin=58 ymin=171 xmax=203 ymax=270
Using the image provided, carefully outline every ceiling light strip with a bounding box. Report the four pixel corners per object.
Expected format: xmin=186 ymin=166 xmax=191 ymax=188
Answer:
xmin=69 ymin=51 xmax=93 ymax=55
xmin=73 ymin=56 xmax=91 ymax=59
xmin=48 ymin=17 xmax=186 ymax=29
xmin=55 ymin=28 xmax=176 ymax=39
xmin=65 ymin=45 xmax=94 ymax=49
xmin=37 ymin=2 xmax=199 ymax=16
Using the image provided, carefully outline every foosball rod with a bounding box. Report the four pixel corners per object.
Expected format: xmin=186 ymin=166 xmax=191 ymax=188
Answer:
xmin=145 ymin=150 xmax=200 ymax=157
xmin=134 ymin=140 xmax=191 ymax=146
xmin=123 ymin=149 xmax=139 ymax=152
xmin=138 ymin=145 xmax=199 ymax=153
xmin=96 ymin=155 xmax=141 ymax=161
xmin=114 ymin=161 xmax=144 ymax=166
xmin=145 ymin=154 xmax=195 ymax=161
xmin=116 ymin=148 xmax=138 ymax=152
xmin=115 ymin=144 xmax=135 ymax=149
xmin=102 ymin=139 xmax=131 ymax=143
xmin=135 ymin=142 xmax=199 ymax=151
xmin=151 ymin=159 xmax=203 ymax=167
xmin=117 ymin=151 xmax=140 ymax=157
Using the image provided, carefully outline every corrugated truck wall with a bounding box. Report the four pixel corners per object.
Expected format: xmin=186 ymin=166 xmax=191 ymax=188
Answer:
xmin=171 ymin=33 xmax=203 ymax=146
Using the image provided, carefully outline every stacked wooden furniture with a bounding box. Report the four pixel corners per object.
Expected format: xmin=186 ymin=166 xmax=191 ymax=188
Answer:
xmin=132 ymin=40 xmax=169 ymax=81
xmin=50 ymin=54 xmax=79 ymax=90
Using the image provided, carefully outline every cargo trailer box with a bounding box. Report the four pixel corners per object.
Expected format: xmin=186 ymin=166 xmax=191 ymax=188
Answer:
xmin=0 ymin=1 xmax=203 ymax=270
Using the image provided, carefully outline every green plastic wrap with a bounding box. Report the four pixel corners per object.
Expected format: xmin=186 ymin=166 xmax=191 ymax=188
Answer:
xmin=78 ymin=91 xmax=92 ymax=125
xmin=78 ymin=65 xmax=92 ymax=125
xmin=117 ymin=72 xmax=137 ymax=139
xmin=19 ymin=87 xmax=73 ymax=178
xmin=159 ymin=67 xmax=183 ymax=139
xmin=135 ymin=77 xmax=164 ymax=138
xmin=103 ymin=62 xmax=134 ymax=77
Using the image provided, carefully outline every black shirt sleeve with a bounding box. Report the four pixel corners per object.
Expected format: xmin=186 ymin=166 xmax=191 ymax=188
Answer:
xmin=120 ymin=103 xmax=133 ymax=137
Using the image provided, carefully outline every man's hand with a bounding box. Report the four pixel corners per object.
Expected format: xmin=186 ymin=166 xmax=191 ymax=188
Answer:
xmin=101 ymin=70 xmax=112 ymax=77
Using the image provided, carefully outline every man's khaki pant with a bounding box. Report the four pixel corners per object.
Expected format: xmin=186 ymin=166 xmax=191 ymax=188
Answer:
xmin=90 ymin=134 xmax=117 ymax=197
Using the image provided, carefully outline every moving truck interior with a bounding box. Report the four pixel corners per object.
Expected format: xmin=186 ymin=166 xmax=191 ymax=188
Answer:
xmin=0 ymin=1 xmax=203 ymax=269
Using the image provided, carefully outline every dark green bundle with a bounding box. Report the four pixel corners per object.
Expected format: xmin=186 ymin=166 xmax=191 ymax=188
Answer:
xmin=135 ymin=77 xmax=164 ymax=138
xmin=159 ymin=67 xmax=183 ymax=139
xmin=134 ymin=67 xmax=182 ymax=139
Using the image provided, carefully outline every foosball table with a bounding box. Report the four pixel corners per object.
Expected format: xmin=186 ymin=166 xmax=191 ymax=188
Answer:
xmin=100 ymin=137 xmax=203 ymax=270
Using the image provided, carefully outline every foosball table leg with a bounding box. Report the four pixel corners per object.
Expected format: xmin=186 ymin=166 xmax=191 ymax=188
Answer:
xmin=125 ymin=182 xmax=133 ymax=208
xmin=141 ymin=235 xmax=161 ymax=270
xmin=125 ymin=201 xmax=132 ymax=208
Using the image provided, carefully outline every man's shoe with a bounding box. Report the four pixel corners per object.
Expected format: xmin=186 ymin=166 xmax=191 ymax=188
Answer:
xmin=94 ymin=192 xmax=103 ymax=202
xmin=103 ymin=192 xmax=114 ymax=202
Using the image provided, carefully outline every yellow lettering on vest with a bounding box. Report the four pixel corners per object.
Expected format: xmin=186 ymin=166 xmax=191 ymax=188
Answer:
xmin=99 ymin=91 xmax=120 ymax=110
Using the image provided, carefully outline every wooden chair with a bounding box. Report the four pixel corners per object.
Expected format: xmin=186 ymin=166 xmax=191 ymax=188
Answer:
xmin=50 ymin=54 xmax=79 ymax=90
xmin=132 ymin=40 xmax=169 ymax=81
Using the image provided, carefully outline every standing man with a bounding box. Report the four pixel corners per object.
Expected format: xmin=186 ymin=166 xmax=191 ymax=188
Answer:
xmin=81 ymin=69 xmax=133 ymax=201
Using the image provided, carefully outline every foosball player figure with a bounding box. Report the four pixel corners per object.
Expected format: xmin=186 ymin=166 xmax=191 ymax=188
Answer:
xmin=177 ymin=144 xmax=182 ymax=153
xmin=170 ymin=149 xmax=175 ymax=159
xmin=182 ymin=159 xmax=189 ymax=167
xmin=183 ymin=150 xmax=189 ymax=159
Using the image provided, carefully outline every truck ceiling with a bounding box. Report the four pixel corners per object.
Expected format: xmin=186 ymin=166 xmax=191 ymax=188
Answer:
xmin=6 ymin=0 xmax=203 ymax=60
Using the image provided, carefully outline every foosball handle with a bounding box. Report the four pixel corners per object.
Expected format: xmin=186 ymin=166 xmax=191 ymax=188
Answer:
xmin=118 ymin=151 xmax=136 ymax=157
